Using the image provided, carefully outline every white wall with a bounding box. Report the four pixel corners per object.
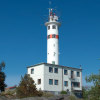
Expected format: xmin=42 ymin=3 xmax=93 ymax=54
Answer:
xmin=47 ymin=23 xmax=59 ymax=65
xmin=27 ymin=64 xmax=45 ymax=90
xmin=44 ymin=64 xmax=62 ymax=92
xmin=63 ymin=68 xmax=82 ymax=91
xmin=27 ymin=64 xmax=82 ymax=92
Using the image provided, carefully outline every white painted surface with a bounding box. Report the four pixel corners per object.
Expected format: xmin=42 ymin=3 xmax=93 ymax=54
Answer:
xmin=44 ymin=64 xmax=62 ymax=92
xmin=27 ymin=63 xmax=82 ymax=92
xmin=45 ymin=10 xmax=61 ymax=65
xmin=27 ymin=64 xmax=44 ymax=90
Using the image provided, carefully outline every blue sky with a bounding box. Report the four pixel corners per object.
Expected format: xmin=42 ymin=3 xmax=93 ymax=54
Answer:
xmin=0 ymin=0 xmax=100 ymax=86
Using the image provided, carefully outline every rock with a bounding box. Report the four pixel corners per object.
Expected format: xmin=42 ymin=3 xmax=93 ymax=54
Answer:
xmin=0 ymin=96 xmax=8 ymax=100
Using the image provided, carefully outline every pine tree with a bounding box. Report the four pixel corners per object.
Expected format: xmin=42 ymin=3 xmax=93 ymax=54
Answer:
xmin=16 ymin=74 xmax=42 ymax=98
xmin=0 ymin=61 xmax=6 ymax=92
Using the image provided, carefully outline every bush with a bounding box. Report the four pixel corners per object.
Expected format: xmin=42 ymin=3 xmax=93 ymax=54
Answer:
xmin=60 ymin=91 xmax=67 ymax=94
xmin=0 ymin=90 xmax=17 ymax=99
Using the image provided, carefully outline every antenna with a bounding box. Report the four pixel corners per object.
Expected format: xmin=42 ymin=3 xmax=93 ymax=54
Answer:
xmin=49 ymin=1 xmax=52 ymax=16
xmin=80 ymin=65 xmax=82 ymax=69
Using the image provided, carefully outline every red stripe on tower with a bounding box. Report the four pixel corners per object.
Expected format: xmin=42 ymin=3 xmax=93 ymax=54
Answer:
xmin=56 ymin=35 xmax=59 ymax=39
xmin=50 ymin=34 xmax=52 ymax=38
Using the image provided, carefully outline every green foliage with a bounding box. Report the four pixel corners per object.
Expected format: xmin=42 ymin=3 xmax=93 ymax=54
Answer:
xmin=84 ymin=69 xmax=100 ymax=100
xmin=16 ymin=74 xmax=43 ymax=98
xmin=82 ymin=86 xmax=89 ymax=99
xmin=60 ymin=90 xmax=67 ymax=94
xmin=0 ymin=61 xmax=6 ymax=92
xmin=0 ymin=62 xmax=5 ymax=71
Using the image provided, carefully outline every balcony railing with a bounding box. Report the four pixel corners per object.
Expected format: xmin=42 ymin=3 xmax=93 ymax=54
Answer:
xmin=69 ymin=74 xmax=80 ymax=82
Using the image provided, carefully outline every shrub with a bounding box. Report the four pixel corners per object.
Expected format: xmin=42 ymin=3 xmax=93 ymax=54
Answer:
xmin=60 ymin=91 xmax=67 ymax=94
xmin=0 ymin=90 xmax=17 ymax=99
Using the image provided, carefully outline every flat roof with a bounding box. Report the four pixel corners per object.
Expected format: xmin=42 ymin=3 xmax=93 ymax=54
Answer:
xmin=27 ymin=62 xmax=82 ymax=71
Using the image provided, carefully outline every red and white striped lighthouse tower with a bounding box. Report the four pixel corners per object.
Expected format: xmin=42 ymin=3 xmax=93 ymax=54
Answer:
xmin=45 ymin=9 xmax=61 ymax=65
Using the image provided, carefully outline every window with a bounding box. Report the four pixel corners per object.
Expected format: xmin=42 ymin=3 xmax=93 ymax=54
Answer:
xmin=54 ymin=80 xmax=58 ymax=85
xmin=38 ymin=79 xmax=41 ymax=85
xmin=48 ymin=26 xmax=50 ymax=30
xmin=71 ymin=82 xmax=80 ymax=87
xmin=71 ymin=71 xmax=74 ymax=78
xmin=31 ymin=68 xmax=34 ymax=74
xmin=49 ymin=79 xmax=53 ymax=85
xmin=64 ymin=70 xmax=68 ymax=75
xmin=52 ymin=61 xmax=55 ymax=64
xmin=54 ymin=68 xmax=58 ymax=73
xmin=77 ymin=72 xmax=80 ymax=77
xmin=49 ymin=67 xmax=53 ymax=73
xmin=71 ymin=71 xmax=73 ymax=75
xmin=52 ymin=25 xmax=56 ymax=29
xmin=64 ymin=81 xmax=68 ymax=86
xmin=48 ymin=35 xmax=50 ymax=39
xmin=52 ymin=34 xmax=56 ymax=38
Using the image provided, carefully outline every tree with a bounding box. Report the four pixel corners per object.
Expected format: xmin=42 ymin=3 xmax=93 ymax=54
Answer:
xmin=85 ymin=70 xmax=100 ymax=100
xmin=16 ymin=74 xmax=42 ymax=98
xmin=0 ymin=61 xmax=6 ymax=92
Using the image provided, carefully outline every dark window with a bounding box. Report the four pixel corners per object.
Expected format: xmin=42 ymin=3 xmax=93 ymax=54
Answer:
xmin=71 ymin=82 xmax=80 ymax=87
xmin=52 ymin=25 xmax=56 ymax=29
xmin=38 ymin=79 xmax=41 ymax=85
xmin=77 ymin=72 xmax=80 ymax=77
xmin=52 ymin=61 xmax=55 ymax=64
xmin=52 ymin=34 xmax=56 ymax=38
xmin=54 ymin=68 xmax=58 ymax=73
xmin=64 ymin=81 xmax=68 ymax=86
xmin=54 ymin=80 xmax=58 ymax=85
xmin=31 ymin=69 xmax=34 ymax=74
xmin=49 ymin=79 xmax=53 ymax=85
xmin=48 ymin=35 xmax=50 ymax=39
xmin=64 ymin=70 xmax=68 ymax=75
xmin=48 ymin=26 xmax=50 ymax=30
xmin=71 ymin=71 xmax=74 ymax=78
xmin=71 ymin=71 xmax=73 ymax=75
xmin=49 ymin=67 xmax=53 ymax=73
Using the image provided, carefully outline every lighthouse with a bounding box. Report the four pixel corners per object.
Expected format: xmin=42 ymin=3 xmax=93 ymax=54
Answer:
xmin=27 ymin=8 xmax=82 ymax=95
xmin=45 ymin=9 xmax=61 ymax=65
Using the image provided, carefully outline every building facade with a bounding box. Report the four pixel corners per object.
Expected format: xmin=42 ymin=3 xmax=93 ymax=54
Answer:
xmin=27 ymin=63 xmax=82 ymax=94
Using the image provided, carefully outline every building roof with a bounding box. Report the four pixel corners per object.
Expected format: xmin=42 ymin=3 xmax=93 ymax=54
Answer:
xmin=5 ymin=85 xmax=16 ymax=90
xmin=27 ymin=62 xmax=82 ymax=71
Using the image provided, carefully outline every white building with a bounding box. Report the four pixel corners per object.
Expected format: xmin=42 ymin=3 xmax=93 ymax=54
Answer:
xmin=27 ymin=9 xmax=82 ymax=95
xmin=27 ymin=63 xmax=82 ymax=94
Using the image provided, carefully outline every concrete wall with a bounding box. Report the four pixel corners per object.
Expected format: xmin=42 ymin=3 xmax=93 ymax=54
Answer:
xmin=44 ymin=64 xmax=62 ymax=92
xmin=27 ymin=64 xmax=44 ymax=90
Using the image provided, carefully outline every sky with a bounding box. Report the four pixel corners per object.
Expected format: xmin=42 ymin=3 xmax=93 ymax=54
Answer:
xmin=0 ymin=0 xmax=100 ymax=87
